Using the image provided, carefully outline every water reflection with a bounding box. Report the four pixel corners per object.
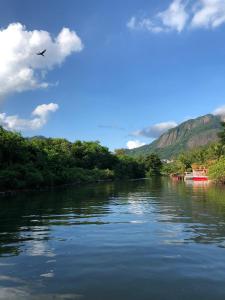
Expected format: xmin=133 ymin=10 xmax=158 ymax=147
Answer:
xmin=1 ymin=179 xmax=225 ymax=256
xmin=1 ymin=179 xmax=225 ymax=299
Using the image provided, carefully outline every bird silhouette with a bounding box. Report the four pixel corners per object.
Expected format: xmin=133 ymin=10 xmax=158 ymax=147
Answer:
xmin=36 ymin=49 xmax=46 ymax=57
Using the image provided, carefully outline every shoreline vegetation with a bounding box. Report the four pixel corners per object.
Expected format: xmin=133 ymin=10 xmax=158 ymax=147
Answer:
xmin=161 ymin=122 xmax=225 ymax=184
xmin=0 ymin=126 xmax=162 ymax=193
xmin=1 ymin=121 xmax=225 ymax=195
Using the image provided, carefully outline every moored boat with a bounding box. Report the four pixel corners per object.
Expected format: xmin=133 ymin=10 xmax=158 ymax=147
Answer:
xmin=184 ymin=166 xmax=209 ymax=181
xmin=192 ymin=166 xmax=208 ymax=181
xmin=192 ymin=176 xmax=208 ymax=181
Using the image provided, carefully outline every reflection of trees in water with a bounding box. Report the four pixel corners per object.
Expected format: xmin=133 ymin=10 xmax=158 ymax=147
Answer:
xmin=160 ymin=179 xmax=225 ymax=245
xmin=1 ymin=178 xmax=225 ymax=256
xmin=108 ymin=178 xmax=225 ymax=246
xmin=0 ymin=184 xmax=117 ymax=257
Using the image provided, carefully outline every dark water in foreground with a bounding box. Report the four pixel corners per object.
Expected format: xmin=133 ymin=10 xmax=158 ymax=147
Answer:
xmin=1 ymin=179 xmax=225 ymax=299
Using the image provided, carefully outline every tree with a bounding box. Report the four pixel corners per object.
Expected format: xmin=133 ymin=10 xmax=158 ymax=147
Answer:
xmin=177 ymin=153 xmax=192 ymax=171
xmin=208 ymin=158 xmax=225 ymax=183
xmin=218 ymin=122 xmax=225 ymax=145
xmin=114 ymin=148 xmax=126 ymax=156
xmin=114 ymin=156 xmax=145 ymax=179
xmin=142 ymin=154 xmax=162 ymax=176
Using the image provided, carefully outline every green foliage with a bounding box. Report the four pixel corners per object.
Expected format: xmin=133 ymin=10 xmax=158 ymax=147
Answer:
xmin=161 ymin=137 xmax=225 ymax=179
xmin=0 ymin=126 xmax=163 ymax=190
xmin=114 ymin=155 xmax=145 ymax=179
xmin=141 ymin=154 xmax=162 ymax=177
xmin=208 ymin=158 xmax=225 ymax=183
xmin=114 ymin=148 xmax=126 ymax=156
xmin=162 ymin=161 xmax=185 ymax=175
xmin=71 ymin=141 xmax=117 ymax=169
xmin=218 ymin=122 xmax=225 ymax=145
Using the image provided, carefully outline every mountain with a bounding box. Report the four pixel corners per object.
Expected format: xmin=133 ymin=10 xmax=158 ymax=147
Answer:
xmin=126 ymin=114 xmax=222 ymax=159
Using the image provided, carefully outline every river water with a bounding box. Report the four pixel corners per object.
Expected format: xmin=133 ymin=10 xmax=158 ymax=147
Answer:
xmin=1 ymin=178 xmax=225 ymax=299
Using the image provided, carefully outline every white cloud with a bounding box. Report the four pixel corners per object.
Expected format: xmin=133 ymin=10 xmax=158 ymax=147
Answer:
xmin=127 ymin=0 xmax=225 ymax=33
xmin=127 ymin=0 xmax=188 ymax=33
xmin=191 ymin=0 xmax=225 ymax=29
xmin=157 ymin=0 xmax=189 ymax=32
xmin=213 ymin=104 xmax=225 ymax=116
xmin=126 ymin=16 xmax=164 ymax=33
xmin=213 ymin=104 xmax=225 ymax=121
xmin=127 ymin=140 xmax=146 ymax=149
xmin=0 ymin=103 xmax=59 ymax=131
xmin=0 ymin=23 xmax=83 ymax=98
xmin=133 ymin=121 xmax=178 ymax=138
xmin=32 ymin=103 xmax=58 ymax=118
xmin=127 ymin=17 xmax=137 ymax=30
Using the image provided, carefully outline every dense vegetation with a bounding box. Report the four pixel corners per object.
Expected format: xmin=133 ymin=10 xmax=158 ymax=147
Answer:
xmin=161 ymin=122 xmax=225 ymax=183
xmin=2 ymin=116 xmax=225 ymax=191
xmin=0 ymin=127 xmax=162 ymax=190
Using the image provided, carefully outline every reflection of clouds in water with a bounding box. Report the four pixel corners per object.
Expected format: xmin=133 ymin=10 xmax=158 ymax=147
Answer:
xmin=40 ymin=271 xmax=54 ymax=278
xmin=0 ymin=275 xmax=24 ymax=283
xmin=27 ymin=240 xmax=55 ymax=257
xmin=0 ymin=287 xmax=84 ymax=299
xmin=127 ymin=193 xmax=157 ymax=215
xmin=46 ymin=260 xmax=56 ymax=264
xmin=157 ymin=224 xmax=186 ymax=245
xmin=163 ymin=254 xmax=182 ymax=259
xmin=130 ymin=220 xmax=147 ymax=224
xmin=0 ymin=287 xmax=28 ymax=300
xmin=0 ymin=275 xmax=83 ymax=299
xmin=26 ymin=227 xmax=55 ymax=257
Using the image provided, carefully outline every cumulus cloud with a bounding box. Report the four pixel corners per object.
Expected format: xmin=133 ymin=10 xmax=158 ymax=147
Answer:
xmin=191 ymin=0 xmax=225 ymax=29
xmin=127 ymin=0 xmax=188 ymax=33
xmin=0 ymin=103 xmax=59 ymax=131
xmin=127 ymin=0 xmax=225 ymax=33
xmin=0 ymin=23 xmax=83 ymax=98
xmin=133 ymin=121 xmax=178 ymax=138
xmin=127 ymin=140 xmax=146 ymax=149
xmin=157 ymin=0 xmax=189 ymax=32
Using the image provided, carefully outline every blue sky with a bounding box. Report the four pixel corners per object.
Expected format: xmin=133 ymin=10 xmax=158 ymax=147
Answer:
xmin=1 ymin=0 xmax=225 ymax=150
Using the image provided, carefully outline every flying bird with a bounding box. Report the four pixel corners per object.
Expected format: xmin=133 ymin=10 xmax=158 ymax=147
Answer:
xmin=36 ymin=49 xmax=46 ymax=57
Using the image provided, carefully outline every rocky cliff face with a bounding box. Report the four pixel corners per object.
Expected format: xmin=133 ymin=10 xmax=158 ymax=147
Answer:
xmin=126 ymin=114 xmax=222 ymax=159
xmin=156 ymin=115 xmax=218 ymax=148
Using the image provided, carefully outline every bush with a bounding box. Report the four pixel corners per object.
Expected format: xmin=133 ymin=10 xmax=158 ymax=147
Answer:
xmin=208 ymin=158 xmax=225 ymax=183
xmin=0 ymin=169 xmax=25 ymax=189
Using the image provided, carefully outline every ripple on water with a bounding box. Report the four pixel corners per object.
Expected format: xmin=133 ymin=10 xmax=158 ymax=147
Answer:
xmin=1 ymin=179 xmax=225 ymax=300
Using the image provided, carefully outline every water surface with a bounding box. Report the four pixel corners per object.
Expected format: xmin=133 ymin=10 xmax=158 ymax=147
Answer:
xmin=1 ymin=178 xmax=225 ymax=299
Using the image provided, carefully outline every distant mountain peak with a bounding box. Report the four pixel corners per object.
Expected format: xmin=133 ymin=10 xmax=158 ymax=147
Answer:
xmin=126 ymin=114 xmax=222 ymax=159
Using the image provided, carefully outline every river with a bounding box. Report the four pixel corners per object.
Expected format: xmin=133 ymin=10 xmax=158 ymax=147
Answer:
xmin=1 ymin=178 xmax=225 ymax=299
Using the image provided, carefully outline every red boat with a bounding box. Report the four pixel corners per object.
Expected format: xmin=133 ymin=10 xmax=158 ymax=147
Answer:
xmin=193 ymin=176 xmax=208 ymax=181
xmin=192 ymin=167 xmax=208 ymax=181
xmin=184 ymin=166 xmax=209 ymax=181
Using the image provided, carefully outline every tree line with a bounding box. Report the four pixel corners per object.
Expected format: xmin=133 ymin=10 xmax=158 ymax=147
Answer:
xmin=0 ymin=126 xmax=162 ymax=190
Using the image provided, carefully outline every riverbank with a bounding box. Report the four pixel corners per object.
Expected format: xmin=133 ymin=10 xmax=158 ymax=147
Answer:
xmin=0 ymin=177 xmax=114 ymax=197
xmin=0 ymin=176 xmax=157 ymax=197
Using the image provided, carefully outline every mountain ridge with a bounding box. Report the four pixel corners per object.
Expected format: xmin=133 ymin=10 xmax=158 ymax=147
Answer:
xmin=126 ymin=114 xmax=222 ymax=159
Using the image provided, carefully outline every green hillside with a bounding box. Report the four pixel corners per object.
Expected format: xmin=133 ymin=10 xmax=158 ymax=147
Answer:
xmin=126 ymin=114 xmax=222 ymax=159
